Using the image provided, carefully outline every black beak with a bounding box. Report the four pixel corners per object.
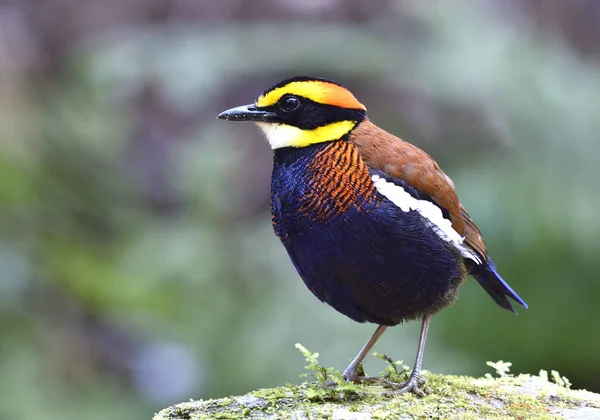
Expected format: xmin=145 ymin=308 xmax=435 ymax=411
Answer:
xmin=217 ymin=104 xmax=278 ymax=122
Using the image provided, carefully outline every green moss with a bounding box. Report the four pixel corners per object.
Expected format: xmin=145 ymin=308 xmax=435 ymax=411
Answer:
xmin=153 ymin=346 xmax=600 ymax=420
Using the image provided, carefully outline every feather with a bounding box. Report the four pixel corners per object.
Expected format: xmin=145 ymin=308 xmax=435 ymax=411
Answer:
xmin=350 ymin=119 xmax=487 ymax=263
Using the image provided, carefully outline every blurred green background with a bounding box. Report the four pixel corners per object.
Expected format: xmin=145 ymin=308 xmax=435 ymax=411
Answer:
xmin=1 ymin=0 xmax=599 ymax=418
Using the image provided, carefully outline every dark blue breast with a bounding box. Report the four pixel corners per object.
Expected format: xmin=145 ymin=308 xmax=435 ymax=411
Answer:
xmin=271 ymin=142 xmax=466 ymax=326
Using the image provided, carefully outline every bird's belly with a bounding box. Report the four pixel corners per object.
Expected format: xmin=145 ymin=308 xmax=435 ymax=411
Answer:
xmin=273 ymin=199 xmax=466 ymax=326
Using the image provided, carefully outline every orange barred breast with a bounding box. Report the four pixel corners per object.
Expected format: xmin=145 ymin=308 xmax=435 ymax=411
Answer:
xmin=299 ymin=141 xmax=378 ymax=222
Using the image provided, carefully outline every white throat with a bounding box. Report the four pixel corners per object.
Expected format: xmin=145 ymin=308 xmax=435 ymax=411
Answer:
xmin=255 ymin=120 xmax=357 ymax=150
xmin=255 ymin=122 xmax=302 ymax=149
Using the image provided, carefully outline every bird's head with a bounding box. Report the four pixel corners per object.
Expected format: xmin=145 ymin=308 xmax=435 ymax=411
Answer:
xmin=217 ymin=77 xmax=367 ymax=149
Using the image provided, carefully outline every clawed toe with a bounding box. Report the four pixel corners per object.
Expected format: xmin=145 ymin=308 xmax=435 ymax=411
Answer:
xmin=343 ymin=367 xmax=426 ymax=397
xmin=342 ymin=367 xmax=361 ymax=383
xmin=343 ymin=369 xmax=381 ymax=385
xmin=382 ymin=375 xmax=426 ymax=397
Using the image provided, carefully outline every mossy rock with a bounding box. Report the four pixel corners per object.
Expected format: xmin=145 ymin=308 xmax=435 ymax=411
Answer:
xmin=154 ymin=373 xmax=600 ymax=419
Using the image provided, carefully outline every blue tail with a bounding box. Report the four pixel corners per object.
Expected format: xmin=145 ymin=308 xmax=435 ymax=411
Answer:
xmin=469 ymin=259 xmax=528 ymax=313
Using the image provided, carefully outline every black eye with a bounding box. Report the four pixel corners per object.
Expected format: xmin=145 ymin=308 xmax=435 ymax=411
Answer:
xmin=279 ymin=95 xmax=300 ymax=112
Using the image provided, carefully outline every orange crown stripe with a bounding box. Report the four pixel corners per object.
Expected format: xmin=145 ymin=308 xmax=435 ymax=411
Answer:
xmin=256 ymin=81 xmax=366 ymax=111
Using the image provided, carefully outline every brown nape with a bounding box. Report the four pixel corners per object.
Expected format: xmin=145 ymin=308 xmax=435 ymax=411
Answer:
xmin=349 ymin=119 xmax=488 ymax=260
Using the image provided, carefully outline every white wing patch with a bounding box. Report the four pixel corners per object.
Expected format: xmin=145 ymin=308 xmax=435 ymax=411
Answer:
xmin=371 ymin=174 xmax=482 ymax=264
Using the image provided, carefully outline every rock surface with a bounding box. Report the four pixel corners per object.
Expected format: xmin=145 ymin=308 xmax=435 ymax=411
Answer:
xmin=154 ymin=373 xmax=600 ymax=419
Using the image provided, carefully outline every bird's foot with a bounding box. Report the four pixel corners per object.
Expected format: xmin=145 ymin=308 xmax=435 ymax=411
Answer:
xmin=342 ymin=365 xmax=369 ymax=383
xmin=381 ymin=374 xmax=426 ymax=397
xmin=343 ymin=367 xmax=426 ymax=397
xmin=342 ymin=365 xmax=386 ymax=385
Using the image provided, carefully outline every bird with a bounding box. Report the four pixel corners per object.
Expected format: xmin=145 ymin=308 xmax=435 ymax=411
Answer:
xmin=217 ymin=76 xmax=527 ymax=396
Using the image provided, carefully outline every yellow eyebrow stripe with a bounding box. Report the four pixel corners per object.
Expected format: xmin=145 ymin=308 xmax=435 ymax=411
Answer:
xmin=256 ymin=81 xmax=366 ymax=110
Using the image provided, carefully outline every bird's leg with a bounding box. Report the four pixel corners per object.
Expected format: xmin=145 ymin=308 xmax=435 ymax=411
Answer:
xmin=342 ymin=317 xmax=431 ymax=397
xmin=383 ymin=315 xmax=431 ymax=397
xmin=342 ymin=325 xmax=388 ymax=382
